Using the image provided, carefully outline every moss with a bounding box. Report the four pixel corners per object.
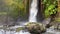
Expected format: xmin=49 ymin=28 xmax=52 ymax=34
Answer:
xmin=25 ymin=22 xmax=46 ymax=34
xmin=16 ymin=27 xmax=24 ymax=32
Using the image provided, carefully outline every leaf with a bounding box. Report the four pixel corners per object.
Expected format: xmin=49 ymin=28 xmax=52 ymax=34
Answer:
xmin=48 ymin=5 xmax=55 ymax=10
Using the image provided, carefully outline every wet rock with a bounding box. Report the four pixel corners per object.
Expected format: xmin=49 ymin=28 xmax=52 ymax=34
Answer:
xmin=54 ymin=24 xmax=60 ymax=30
xmin=49 ymin=23 xmax=60 ymax=31
xmin=57 ymin=25 xmax=60 ymax=30
xmin=16 ymin=27 xmax=25 ymax=32
xmin=25 ymin=22 xmax=46 ymax=34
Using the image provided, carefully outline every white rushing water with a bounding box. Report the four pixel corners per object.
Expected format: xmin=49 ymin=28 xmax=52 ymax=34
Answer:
xmin=0 ymin=29 xmax=31 ymax=34
xmin=29 ymin=0 xmax=38 ymax=22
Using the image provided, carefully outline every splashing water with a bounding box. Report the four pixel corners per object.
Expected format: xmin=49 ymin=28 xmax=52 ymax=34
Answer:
xmin=29 ymin=0 xmax=38 ymax=22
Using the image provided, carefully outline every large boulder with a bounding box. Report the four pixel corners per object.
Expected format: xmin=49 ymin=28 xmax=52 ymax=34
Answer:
xmin=25 ymin=22 xmax=46 ymax=34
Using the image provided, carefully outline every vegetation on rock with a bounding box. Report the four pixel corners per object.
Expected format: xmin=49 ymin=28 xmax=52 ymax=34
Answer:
xmin=16 ymin=27 xmax=24 ymax=32
xmin=25 ymin=22 xmax=46 ymax=34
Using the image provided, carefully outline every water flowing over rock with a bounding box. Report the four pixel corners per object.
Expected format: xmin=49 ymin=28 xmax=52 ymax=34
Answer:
xmin=29 ymin=0 xmax=38 ymax=22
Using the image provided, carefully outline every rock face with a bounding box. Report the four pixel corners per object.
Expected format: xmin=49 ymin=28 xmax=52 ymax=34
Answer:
xmin=25 ymin=22 xmax=46 ymax=34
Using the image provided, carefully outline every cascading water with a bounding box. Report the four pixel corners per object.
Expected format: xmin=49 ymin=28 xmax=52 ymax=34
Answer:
xmin=0 ymin=0 xmax=38 ymax=34
xmin=0 ymin=0 xmax=60 ymax=34
xmin=19 ymin=0 xmax=38 ymax=34
xmin=29 ymin=0 xmax=38 ymax=22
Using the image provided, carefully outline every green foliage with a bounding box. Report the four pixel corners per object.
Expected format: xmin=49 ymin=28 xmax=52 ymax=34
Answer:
xmin=9 ymin=6 xmax=20 ymax=19
xmin=0 ymin=12 xmax=7 ymax=15
xmin=5 ymin=0 xmax=28 ymax=20
xmin=43 ymin=0 xmax=58 ymax=18
xmin=13 ymin=0 xmax=25 ymax=9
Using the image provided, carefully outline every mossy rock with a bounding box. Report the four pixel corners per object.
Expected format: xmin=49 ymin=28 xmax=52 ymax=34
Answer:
xmin=25 ymin=22 xmax=46 ymax=34
xmin=16 ymin=27 xmax=24 ymax=32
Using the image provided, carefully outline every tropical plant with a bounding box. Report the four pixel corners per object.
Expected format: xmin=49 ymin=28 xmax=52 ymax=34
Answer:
xmin=42 ymin=0 xmax=58 ymax=18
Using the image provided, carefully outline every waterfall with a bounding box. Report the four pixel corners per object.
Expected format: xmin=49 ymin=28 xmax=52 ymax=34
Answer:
xmin=29 ymin=0 xmax=38 ymax=22
xmin=0 ymin=0 xmax=38 ymax=34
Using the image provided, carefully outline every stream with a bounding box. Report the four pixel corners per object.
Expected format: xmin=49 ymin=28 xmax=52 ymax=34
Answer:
xmin=0 ymin=25 xmax=60 ymax=34
xmin=0 ymin=0 xmax=59 ymax=34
